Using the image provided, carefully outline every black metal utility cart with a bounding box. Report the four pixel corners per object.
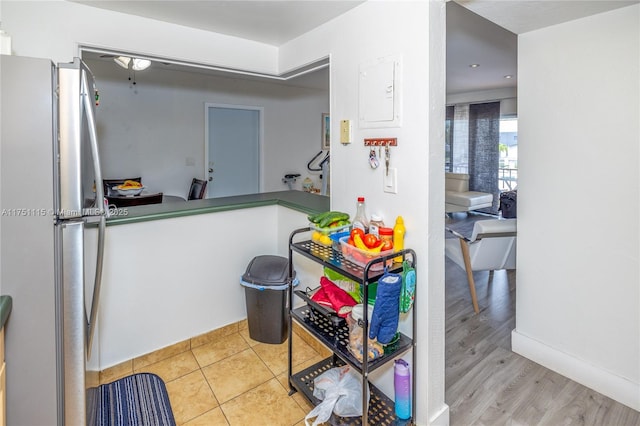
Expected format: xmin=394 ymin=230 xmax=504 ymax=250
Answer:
xmin=287 ymin=227 xmax=417 ymax=425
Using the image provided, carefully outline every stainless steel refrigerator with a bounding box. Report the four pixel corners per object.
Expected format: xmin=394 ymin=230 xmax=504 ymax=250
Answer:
xmin=1 ymin=54 xmax=106 ymax=425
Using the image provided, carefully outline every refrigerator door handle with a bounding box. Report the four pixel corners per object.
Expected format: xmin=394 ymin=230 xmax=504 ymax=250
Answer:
xmin=81 ymin=66 xmax=106 ymax=357
xmin=81 ymin=69 xmax=105 ymax=215
xmin=86 ymin=214 xmax=105 ymax=357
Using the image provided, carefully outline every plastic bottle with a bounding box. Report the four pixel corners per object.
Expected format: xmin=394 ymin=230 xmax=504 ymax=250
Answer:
xmin=302 ymin=177 xmax=313 ymax=192
xmin=352 ymin=197 xmax=369 ymax=233
xmin=379 ymin=227 xmax=394 ymax=248
xmin=394 ymin=359 xmax=411 ymax=420
xmin=393 ymin=216 xmax=406 ymax=262
xmin=368 ymin=214 xmax=385 ymax=237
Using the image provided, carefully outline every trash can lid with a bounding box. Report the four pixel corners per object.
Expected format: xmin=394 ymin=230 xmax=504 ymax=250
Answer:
xmin=241 ymin=255 xmax=294 ymax=287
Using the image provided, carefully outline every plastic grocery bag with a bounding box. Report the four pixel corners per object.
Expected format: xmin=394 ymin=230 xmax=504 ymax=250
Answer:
xmin=304 ymin=365 xmax=370 ymax=426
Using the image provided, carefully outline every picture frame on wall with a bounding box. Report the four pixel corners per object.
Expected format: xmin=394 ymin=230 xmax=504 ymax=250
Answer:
xmin=322 ymin=113 xmax=330 ymax=150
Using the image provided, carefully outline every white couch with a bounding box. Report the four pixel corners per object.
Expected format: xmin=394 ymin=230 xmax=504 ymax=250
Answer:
xmin=445 ymin=173 xmax=493 ymax=213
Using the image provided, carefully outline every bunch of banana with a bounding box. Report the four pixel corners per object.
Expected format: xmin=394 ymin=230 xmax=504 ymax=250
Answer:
xmin=352 ymin=233 xmax=383 ymax=254
xmin=118 ymin=180 xmax=143 ymax=189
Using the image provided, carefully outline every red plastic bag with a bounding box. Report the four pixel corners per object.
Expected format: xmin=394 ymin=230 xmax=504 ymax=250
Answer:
xmin=319 ymin=277 xmax=357 ymax=317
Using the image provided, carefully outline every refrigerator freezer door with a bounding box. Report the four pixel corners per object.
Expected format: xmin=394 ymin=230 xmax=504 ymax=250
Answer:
xmin=60 ymin=221 xmax=88 ymax=425
xmin=57 ymin=58 xmax=105 ymax=219
xmin=81 ymin=66 xmax=106 ymax=216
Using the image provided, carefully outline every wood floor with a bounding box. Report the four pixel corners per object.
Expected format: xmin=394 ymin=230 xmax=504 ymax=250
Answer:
xmin=444 ymin=256 xmax=640 ymax=425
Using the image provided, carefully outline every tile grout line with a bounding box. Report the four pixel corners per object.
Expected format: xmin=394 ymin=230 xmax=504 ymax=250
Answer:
xmin=99 ymin=321 xmax=323 ymax=426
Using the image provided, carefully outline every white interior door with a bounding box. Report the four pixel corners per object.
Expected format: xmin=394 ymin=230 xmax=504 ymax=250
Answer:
xmin=205 ymin=104 xmax=261 ymax=198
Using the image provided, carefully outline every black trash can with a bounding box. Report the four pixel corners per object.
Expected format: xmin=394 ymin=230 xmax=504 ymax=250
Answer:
xmin=240 ymin=255 xmax=296 ymax=344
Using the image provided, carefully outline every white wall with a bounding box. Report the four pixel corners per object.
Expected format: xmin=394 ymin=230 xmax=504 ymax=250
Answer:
xmin=514 ymin=5 xmax=639 ymax=410
xmin=84 ymin=58 xmax=328 ymax=195
xmin=280 ymin=2 xmax=447 ymax=424
xmin=1 ymin=0 xmax=278 ymax=73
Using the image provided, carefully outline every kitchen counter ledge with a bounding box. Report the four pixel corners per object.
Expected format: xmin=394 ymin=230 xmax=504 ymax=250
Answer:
xmin=106 ymin=190 xmax=329 ymax=226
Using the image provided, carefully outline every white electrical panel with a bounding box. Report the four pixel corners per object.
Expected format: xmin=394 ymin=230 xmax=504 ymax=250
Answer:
xmin=359 ymin=55 xmax=402 ymax=129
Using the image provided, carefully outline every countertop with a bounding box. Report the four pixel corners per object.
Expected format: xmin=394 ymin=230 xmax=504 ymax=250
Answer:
xmin=0 ymin=295 xmax=12 ymax=329
xmin=106 ymin=190 xmax=330 ymax=226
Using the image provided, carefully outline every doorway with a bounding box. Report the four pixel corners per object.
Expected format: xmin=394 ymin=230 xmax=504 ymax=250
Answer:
xmin=444 ymin=0 xmax=518 ymax=418
xmin=205 ymin=104 xmax=262 ymax=198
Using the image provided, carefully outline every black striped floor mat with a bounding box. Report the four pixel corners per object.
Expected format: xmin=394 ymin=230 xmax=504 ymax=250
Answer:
xmin=90 ymin=373 xmax=176 ymax=426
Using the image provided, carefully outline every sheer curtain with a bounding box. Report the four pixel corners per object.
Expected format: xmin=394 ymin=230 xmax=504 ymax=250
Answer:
xmin=446 ymin=101 xmax=500 ymax=214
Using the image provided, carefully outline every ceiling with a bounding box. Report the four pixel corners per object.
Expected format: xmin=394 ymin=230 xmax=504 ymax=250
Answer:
xmin=72 ymin=1 xmax=365 ymax=46
xmin=446 ymin=0 xmax=637 ymax=94
xmin=73 ymin=0 xmax=638 ymax=94
xmin=457 ymin=0 xmax=637 ymax=34
xmin=446 ymin=1 xmax=517 ymax=95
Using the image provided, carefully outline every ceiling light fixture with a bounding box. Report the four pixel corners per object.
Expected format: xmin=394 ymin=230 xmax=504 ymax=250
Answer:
xmin=469 ymin=63 xmax=480 ymax=68
xmin=114 ymin=56 xmax=131 ymax=69
xmin=504 ymin=75 xmax=513 ymax=79
xmin=113 ymin=56 xmax=151 ymax=71
xmin=132 ymin=58 xmax=151 ymax=71
xmin=113 ymin=56 xmax=151 ymax=85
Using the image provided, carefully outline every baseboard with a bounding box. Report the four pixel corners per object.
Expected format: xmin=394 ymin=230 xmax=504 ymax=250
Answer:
xmin=512 ymin=329 xmax=640 ymax=411
xmin=427 ymin=403 xmax=450 ymax=426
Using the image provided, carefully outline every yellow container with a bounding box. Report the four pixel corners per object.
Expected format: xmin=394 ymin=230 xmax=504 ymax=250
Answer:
xmin=393 ymin=216 xmax=405 ymax=262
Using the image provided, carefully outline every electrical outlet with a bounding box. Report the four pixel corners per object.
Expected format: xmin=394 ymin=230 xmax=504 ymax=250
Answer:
xmin=383 ymin=168 xmax=398 ymax=193
xmin=340 ymin=120 xmax=352 ymax=144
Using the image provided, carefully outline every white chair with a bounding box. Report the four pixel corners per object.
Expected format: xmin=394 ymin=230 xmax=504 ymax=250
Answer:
xmin=445 ymin=219 xmax=517 ymax=313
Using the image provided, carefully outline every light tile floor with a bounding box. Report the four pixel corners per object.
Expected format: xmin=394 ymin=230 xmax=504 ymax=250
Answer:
xmin=99 ymin=322 xmax=331 ymax=426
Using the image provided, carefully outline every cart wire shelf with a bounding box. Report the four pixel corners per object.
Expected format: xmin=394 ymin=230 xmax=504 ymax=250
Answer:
xmin=291 ymin=357 xmax=412 ymax=426
xmin=291 ymin=240 xmax=405 ymax=283
xmin=291 ymin=305 xmax=413 ymax=373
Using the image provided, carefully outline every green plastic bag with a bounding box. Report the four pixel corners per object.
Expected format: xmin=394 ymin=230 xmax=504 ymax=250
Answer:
xmin=323 ymin=267 xmax=362 ymax=303
xmin=400 ymin=261 xmax=416 ymax=313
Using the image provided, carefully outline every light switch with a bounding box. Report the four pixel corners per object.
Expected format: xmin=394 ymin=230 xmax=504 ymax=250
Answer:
xmin=383 ymin=168 xmax=398 ymax=194
xmin=340 ymin=120 xmax=352 ymax=144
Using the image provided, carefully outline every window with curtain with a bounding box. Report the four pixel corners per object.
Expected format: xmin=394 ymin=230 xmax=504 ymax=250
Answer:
xmin=445 ymin=101 xmax=503 ymax=214
xmin=445 ymin=106 xmax=454 ymax=172
xmin=499 ymin=116 xmax=518 ymax=191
